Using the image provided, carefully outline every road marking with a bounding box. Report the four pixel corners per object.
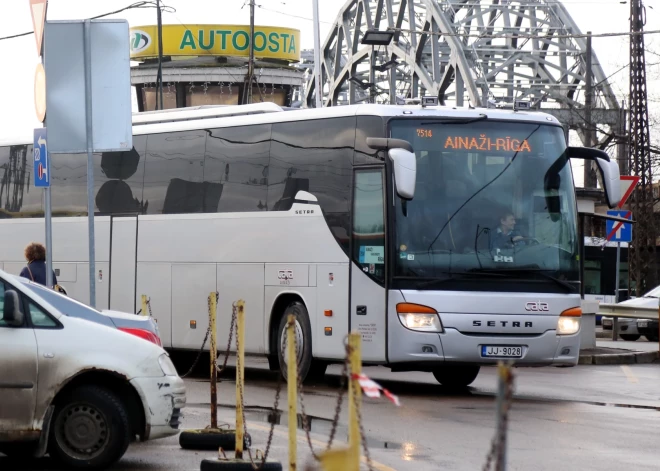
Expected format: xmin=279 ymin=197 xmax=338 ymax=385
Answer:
xmin=248 ymin=422 xmax=398 ymax=471
xmin=620 ymin=365 xmax=639 ymax=383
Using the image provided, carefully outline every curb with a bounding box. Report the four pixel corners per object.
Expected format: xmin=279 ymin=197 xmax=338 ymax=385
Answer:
xmin=579 ymin=350 xmax=659 ymax=365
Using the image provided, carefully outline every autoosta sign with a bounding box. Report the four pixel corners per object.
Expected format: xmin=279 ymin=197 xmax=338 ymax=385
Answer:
xmin=129 ymin=25 xmax=301 ymax=62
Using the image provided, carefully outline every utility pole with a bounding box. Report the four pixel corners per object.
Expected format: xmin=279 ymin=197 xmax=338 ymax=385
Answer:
xmin=628 ymin=0 xmax=656 ymax=295
xmin=312 ymin=0 xmax=323 ymax=107
xmin=244 ymin=0 xmax=255 ymax=104
xmin=583 ymin=32 xmax=597 ymax=187
xmin=156 ymin=0 xmax=164 ymax=109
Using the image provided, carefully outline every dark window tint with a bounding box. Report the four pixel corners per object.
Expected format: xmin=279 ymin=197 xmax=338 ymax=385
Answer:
xmin=355 ymin=116 xmax=384 ymax=165
xmin=204 ymin=126 xmax=270 ymax=212
xmin=51 ymin=152 xmax=91 ymax=216
xmin=144 ymin=131 xmax=206 ymax=214
xmin=0 ymin=145 xmax=43 ymax=218
xmin=352 ymin=170 xmax=385 ymax=283
xmin=95 ymin=135 xmax=147 ymax=215
xmin=269 ymin=118 xmax=354 ymax=251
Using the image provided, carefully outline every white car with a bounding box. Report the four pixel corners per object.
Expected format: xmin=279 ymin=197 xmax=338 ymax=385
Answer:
xmin=0 ymin=268 xmax=186 ymax=469
xmin=602 ymin=285 xmax=660 ymax=342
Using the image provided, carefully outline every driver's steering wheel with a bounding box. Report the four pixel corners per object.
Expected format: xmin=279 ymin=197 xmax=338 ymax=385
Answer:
xmin=518 ymin=237 xmax=541 ymax=246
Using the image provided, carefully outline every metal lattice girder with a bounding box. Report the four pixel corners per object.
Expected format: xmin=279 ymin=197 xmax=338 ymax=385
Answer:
xmin=305 ymin=0 xmax=621 ymax=146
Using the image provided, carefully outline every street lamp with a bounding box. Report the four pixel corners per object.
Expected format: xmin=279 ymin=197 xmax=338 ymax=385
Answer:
xmin=360 ymin=30 xmax=395 ymax=103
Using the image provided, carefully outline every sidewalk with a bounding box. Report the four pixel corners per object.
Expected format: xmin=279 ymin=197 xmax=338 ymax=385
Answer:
xmin=579 ymin=337 xmax=659 ymax=365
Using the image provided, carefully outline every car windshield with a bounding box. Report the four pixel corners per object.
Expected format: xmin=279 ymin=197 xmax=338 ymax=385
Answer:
xmin=390 ymin=119 xmax=579 ymax=287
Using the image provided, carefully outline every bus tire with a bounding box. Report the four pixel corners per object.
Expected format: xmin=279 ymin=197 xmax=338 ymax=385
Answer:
xmin=276 ymin=301 xmax=313 ymax=383
xmin=432 ymin=364 xmax=480 ymax=388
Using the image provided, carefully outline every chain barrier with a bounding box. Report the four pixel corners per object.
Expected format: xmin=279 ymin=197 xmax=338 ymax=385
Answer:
xmin=348 ymin=341 xmax=374 ymax=471
xmin=293 ymin=315 xmax=348 ymax=462
xmin=233 ymin=302 xmax=283 ymax=471
xmin=482 ymin=363 xmax=515 ymax=471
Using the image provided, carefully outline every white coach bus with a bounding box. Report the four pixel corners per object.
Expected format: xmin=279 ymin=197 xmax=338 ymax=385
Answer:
xmin=0 ymin=102 xmax=620 ymax=387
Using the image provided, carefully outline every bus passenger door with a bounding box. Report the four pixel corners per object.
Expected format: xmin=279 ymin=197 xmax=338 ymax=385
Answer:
xmin=350 ymin=169 xmax=387 ymax=362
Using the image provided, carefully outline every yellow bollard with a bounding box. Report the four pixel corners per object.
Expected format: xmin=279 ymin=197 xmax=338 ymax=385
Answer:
xmin=235 ymin=300 xmax=246 ymax=459
xmin=209 ymin=293 xmax=218 ymax=429
xmin=347 ymin=332 xmax=361 ymax=471
xmin=141 ymin=295 xmax=147 ymax=316
xmin=287 ymin=314 xmax=297 ymax=471
xmin=319 ymin=448 xmax=352 ymax=470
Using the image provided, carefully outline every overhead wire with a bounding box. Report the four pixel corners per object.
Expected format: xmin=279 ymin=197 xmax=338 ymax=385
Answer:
xmin=0 ymin=1 xmax=175 ymax=42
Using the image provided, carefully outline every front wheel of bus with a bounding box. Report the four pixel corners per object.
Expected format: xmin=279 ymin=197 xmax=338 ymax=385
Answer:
xmin=277 ymin=301 xmax=313 ymax=383
xmin=432 ymin=364 xmax=480 ymax=388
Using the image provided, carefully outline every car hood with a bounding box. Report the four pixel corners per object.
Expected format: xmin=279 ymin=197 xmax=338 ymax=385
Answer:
xmin=618 ymin=297 xmax=659 ymax=308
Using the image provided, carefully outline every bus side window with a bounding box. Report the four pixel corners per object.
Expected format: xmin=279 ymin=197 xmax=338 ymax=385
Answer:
xmin=352 ymin=170 xmax=385 ymax=283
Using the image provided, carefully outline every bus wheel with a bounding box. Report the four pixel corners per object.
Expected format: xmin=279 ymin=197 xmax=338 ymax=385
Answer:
xmin=432 ymin=364 xmax=480 ymax=388
xmin=277 ymin=301 xmax=313 ymax=383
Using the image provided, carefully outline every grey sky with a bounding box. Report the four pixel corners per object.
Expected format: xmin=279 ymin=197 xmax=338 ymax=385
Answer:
xmin=0 ymin=0 xmax=658 ymax=187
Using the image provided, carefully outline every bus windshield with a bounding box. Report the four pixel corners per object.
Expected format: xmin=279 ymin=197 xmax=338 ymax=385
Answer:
xmin=390 ymin=119 xmax=579 ymax=287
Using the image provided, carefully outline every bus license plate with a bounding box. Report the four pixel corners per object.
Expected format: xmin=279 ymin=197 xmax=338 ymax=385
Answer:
xmin=481 ymin=346 xmax=523 ymax=358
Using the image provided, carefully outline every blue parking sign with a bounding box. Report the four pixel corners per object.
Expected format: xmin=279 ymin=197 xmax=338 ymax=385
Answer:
xmin=34 ymin=127 xmax=49 ymax=188
xmin=606 ymin=210 xmax=632 ymax=242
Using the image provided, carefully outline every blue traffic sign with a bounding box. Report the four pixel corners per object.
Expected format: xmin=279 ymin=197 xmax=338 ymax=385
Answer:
xmin=606 ymin=210 xmax=632 ymax=242
xmin=33 ymin=127 xmax=49 ymax=188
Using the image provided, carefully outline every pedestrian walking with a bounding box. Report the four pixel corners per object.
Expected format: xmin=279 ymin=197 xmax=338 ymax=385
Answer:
xmin=19 ymin=242 xmax=58 ymax=288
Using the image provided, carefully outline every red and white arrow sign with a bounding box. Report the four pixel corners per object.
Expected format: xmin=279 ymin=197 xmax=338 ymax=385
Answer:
xmin=605 ymin=176 xmax=640 ymax=242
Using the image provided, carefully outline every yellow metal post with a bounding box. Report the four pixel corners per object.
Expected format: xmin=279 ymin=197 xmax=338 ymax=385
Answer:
xmin=141 ymin=295 xmax=147 ymax=316
xmin=347 ymin=332 xmax=361 ymax=471
xmin=287 ymin=314 xmax=297 ymax=471
xmin=319 ymin=448 xmax=352 ymax=470
xmin=235 ymin=300 xmax=245 ymax=459
xmin=209 ymin=293 xmax=218 ymax=429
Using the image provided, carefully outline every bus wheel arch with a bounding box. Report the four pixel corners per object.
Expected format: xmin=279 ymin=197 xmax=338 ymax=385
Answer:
xmin=268 ymin=295 xmax=326 ymax=383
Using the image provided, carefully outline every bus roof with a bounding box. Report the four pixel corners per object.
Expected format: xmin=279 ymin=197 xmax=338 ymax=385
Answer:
xmin=0 ymin=103 xmax=562 ymax=147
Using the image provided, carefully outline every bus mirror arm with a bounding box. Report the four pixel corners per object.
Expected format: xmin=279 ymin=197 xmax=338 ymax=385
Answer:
xmin=567 ymin=146 xmax=621 ymax=209
xmin=366 ymin=138 xmax=414 ymax=153
xmin=389 ymin=148 xmax=417 ymax=201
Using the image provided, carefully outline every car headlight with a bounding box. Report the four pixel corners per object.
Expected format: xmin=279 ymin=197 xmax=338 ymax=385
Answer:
xmin=557 ymin=307 xmax=581 ymax=335
xmin=397 ymin=303 xmax=443 ymax=332
xmin=158 ymin=353 xmax=178 ymax=376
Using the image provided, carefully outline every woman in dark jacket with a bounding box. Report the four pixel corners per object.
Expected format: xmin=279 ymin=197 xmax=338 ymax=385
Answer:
xmin=19 ymin=242 xmax=58 ymax=287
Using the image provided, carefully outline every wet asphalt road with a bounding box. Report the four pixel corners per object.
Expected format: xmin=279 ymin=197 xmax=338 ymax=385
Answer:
xmin=3 ymin=352 xmax=659 ymax=471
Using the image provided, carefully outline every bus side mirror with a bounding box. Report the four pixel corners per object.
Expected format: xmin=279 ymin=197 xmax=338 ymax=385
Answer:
xmin=389 ymin=148 xmax=416 ymax=200
xmin=568 ymin=146 xmax=621 ymax=209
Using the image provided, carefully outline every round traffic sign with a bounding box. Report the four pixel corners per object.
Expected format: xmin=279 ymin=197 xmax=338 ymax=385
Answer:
xmin=34 ymin=63 xmax=46 ymax=122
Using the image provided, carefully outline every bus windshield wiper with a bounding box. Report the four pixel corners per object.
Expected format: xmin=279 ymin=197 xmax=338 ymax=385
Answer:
xmin=409 ymin=271 xmax=505 ymax=289
xmin=467 ymin=267 xmax=575 ymax=292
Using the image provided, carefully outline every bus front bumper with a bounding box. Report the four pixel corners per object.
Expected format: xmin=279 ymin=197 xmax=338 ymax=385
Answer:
xmin=387 ymin=324 xmax=580 ymax=368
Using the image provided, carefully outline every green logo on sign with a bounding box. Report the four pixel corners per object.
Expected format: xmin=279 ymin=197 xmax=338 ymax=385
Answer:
xmin=131 ymin=30 xmax=151 ymax=53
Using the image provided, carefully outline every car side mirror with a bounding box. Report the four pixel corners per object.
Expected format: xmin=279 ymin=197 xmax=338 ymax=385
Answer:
xmin=567 ymin=146 xmax=621 ymax=208
xmin=3 ymin=290 xmax=24 ymax=327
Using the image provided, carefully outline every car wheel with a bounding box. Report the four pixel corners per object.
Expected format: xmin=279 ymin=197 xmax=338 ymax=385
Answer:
xmin=277 ymin=301 xmax=313 ymax=383
xmin=620 ymin=334 xmax=640 ymax=341
xmin=49 ymin=385 xmax=131 ymax=469
xmin=432 ymin=364 xmax=481 ymax=388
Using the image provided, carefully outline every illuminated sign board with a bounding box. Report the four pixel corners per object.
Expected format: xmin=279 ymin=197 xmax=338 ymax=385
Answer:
xmin=443 ymin=135 xmax=532 ymax=152
xmin=129 ymin=25 xmax=301 ymax=62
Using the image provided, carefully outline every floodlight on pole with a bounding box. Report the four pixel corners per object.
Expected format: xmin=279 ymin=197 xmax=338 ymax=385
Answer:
xmin=361 ymin=30 xmax=394 ymax=103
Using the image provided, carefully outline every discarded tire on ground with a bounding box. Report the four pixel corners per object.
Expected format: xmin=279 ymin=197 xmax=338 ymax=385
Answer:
xmin=200 ymin=459 xmax=283 ymax=471
xmin=179 ymin=429 xmax=251 ymax=451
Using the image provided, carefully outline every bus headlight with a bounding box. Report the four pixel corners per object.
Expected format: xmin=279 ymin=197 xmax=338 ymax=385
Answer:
xmin=396 ymin=303 xmax=444 ymax=333
xmin=557 ymin=307 xmax=581 ymax=335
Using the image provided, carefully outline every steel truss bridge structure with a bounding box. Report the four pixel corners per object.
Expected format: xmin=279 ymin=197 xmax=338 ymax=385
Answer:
xmin=305 ymin=0 xmax=625 ymax=157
